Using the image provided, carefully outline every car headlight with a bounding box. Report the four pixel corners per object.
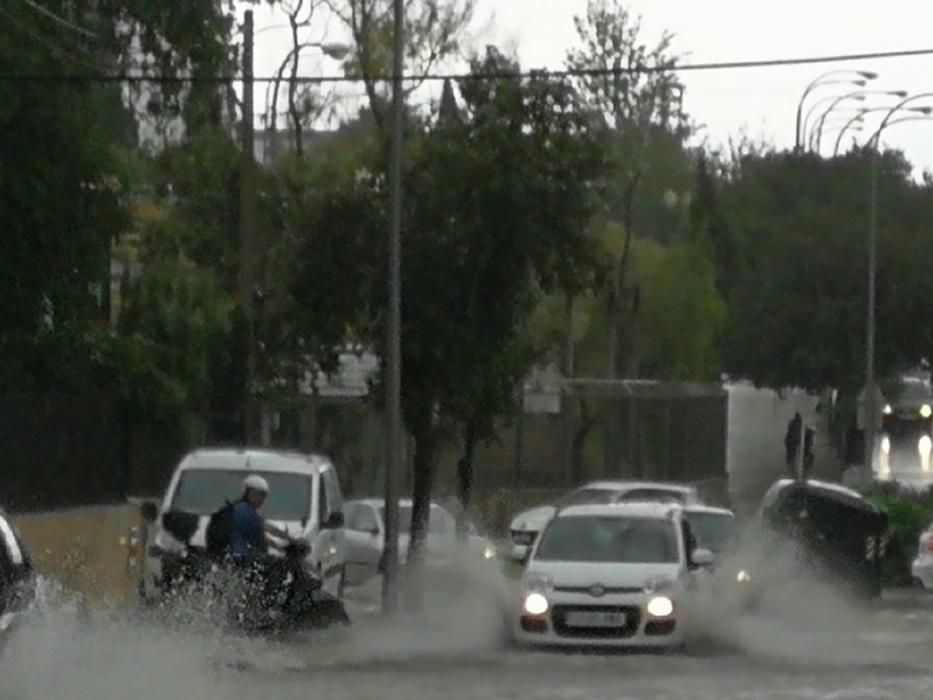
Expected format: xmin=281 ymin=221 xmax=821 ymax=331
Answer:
xmin=736 ymin=569 xmax=751 ymax=583
xmin=646 ymin=596 xmax=674 ymax=618
xmin=883 ymin=404 xmax=893 ymax=415
xmin=523 ymin=592 xmax=549 ymax=616
xmin=921 ymin=404 xmax=932 ymax=419
xmin=482 ymin=544 xmax=496 ymax=560
xmin=524 ymin=573 xmax=554 ymax=593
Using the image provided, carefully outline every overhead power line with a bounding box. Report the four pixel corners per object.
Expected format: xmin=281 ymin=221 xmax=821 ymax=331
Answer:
xmin=21 ymin=0 xmax=99 ymax=39
xmin=1 ymin=46 xmax=932 ymax=85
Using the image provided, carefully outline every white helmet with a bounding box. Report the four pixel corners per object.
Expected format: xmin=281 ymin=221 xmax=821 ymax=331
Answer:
xmin=243 ymin=474 xmax=269 ymax=494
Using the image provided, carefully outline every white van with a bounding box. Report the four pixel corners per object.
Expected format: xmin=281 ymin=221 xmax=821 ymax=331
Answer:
xmin=138 ymin=448 xmax=346 ymax=601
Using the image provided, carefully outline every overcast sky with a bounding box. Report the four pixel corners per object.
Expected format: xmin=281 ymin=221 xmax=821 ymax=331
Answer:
xmin=250 ymin=0 xmax=933 ymax=171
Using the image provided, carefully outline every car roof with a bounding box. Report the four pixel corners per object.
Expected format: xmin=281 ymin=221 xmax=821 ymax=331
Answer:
xmin=178 ymin=448 xmax=330 ymax=476
xmin=555 ymin=501 xmax=682 ymax=520
xmin=769 ymin=478 xmax=863 ymax=501
xmin=580 ymin=480 xmax=697 ymax=494
xmin=683 ymin=504 xmax=734 ymax=517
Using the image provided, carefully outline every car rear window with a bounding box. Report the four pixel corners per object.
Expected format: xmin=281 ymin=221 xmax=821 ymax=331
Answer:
xmin=555 ymin=488 xmax=617 ymax=507
xmin=535 ymin=515 xmax=680 ymax=564
xmin=171 ymin=469 xmax=312 ymax=522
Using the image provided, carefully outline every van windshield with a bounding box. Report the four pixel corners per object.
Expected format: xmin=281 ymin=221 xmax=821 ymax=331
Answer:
xmin=170 ymin=469 xmax=312 ymax=522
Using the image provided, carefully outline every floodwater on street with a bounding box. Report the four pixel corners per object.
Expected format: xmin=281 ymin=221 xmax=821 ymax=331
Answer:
xmin=4 ymin=571 xmax=933 ymax=700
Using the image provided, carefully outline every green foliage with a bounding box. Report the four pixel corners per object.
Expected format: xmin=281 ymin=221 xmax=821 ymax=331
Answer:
xmin=117 ymin=259 xmax=234 ymax=422
xmin=863 ymin=483 xmax=933 ymax=586
xmin=719 ymin=150 xmax=933 ymax=392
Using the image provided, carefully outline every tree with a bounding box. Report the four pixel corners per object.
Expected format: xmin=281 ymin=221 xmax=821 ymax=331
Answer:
xmin=326 ymin=0 xmax=476 ymax=129
xmin=719 ymin=149 xmax=933 ymax=393
xmin=565 ymin=0 xmax=693 ymax=388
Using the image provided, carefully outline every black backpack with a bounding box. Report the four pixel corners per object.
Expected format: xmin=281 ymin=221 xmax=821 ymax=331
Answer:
xmin=205 ymin=499 xmax=238 ymax=558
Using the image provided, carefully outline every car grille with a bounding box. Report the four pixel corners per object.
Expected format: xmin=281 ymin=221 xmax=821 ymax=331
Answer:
xmin=553 ymin=585 xmax=643 ymax=595
xmin=510 ymin=530 xmax=537 ymax=546
xmin=551 ymin=604 xmax=641 ymax=639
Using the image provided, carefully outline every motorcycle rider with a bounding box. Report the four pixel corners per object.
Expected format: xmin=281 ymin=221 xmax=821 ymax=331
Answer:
xmin=228 ymin=475 xmax=292 ymax=611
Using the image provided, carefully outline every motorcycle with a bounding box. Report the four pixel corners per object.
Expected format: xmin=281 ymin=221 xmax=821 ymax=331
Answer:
xmin=156 ymin=510 xmax=350 ymax=634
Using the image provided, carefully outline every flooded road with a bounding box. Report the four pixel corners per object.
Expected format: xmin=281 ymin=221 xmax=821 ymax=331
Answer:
xmin=4 ymin=588 xmax=933 ymax=700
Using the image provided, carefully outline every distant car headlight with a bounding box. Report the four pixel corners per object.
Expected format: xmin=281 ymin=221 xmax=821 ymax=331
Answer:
xmin=921 ymin=404 xmax=932 ymax=419
xmin=646 ymin=596 xmax=674 ymax=618
xmin=736 ymin=570 xmax=751 ymax=583
xmin=883 ymin=404 xmax=893 ymax=415
xmin=920 ymin=435 xmax=932 ymax=456
xmin=523 ymin=592 xmax=549 ymax=616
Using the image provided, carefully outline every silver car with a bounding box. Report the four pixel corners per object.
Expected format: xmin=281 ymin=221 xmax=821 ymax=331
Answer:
xmin=342 ymin=499 xmax=497 ymax=586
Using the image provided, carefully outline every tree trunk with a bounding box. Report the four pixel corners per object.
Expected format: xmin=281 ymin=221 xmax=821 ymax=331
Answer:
xmin=407 ymin=420 xmax=437 ymax=569
xmin=456 ymin=421 xmax=477 ymax=542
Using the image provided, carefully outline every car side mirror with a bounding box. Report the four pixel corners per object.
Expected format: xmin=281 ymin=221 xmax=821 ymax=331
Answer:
xmin=692 ymin=548 xmax=715 ymax=568
xmin=140 ymin=501 xmax=159 ymax=524
xmin=323 ymin=511 xmax=345 ymax=529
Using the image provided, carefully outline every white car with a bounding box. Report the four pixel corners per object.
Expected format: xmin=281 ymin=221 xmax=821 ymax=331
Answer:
xmin=342 ymin=499 xmax=497 ymax=585
xmin=138 ymin=448 xmax=347 ymax=601
xmin=911 ymin=525 xmax=933 ymax=589
xmin=509 ymin=481 xmax=701 ymax=561
xmin=513 ymin=502 xmax=713 ymax=649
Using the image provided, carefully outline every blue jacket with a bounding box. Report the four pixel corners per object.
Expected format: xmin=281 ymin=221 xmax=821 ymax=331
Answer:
xmin=230 ymin=501 xmax=266 ymax=563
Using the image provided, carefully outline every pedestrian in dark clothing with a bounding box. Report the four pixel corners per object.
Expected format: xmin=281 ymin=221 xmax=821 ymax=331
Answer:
xmin=785 ymin=412 xmax=803 ymax=474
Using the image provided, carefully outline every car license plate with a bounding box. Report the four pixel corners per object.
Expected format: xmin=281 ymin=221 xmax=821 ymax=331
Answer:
xmin=564 ymin=610 xmax=626 ymax=628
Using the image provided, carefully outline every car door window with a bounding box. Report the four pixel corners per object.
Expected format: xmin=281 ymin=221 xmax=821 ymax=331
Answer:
xmin=343 ymin=503 xmax=361 ymax=530
xmin=357 ymin=506 xmax=379 ymax=534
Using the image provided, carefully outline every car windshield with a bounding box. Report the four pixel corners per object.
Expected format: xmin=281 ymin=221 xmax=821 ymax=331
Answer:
xmin=535 ymin=516 xmax=680 ymax=564
xmin=686 ymin=512 xmax=734 ymax=552
xmin=170 ymin=469 xmax=312 ymax=521
xmin=555 ymin=488 xmax=617 ymax=507
xmin=379 ymin=504 xmax=455 ymax=535
xmin=900 ymin=381 xmax=931 ymax=401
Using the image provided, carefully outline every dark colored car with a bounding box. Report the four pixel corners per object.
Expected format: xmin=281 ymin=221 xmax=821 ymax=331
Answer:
xmin=740 ymin=479 xmax=888 ymax=603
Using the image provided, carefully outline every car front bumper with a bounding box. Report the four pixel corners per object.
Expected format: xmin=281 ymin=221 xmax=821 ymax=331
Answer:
xmin=512 ymin=592 xmax=683 ymax=648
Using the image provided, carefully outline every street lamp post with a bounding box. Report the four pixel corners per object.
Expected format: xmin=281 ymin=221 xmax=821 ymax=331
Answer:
xmin=382 ymin=0 xmax=405 ymax=615
xmin=795 ymin=70 xmax=878 ymax=149
xmin=813 ymin=90 xmax=907 ymax=153
xmin=834 ymin=106 xmax=933 ymax=155
xmin=863 ymin=93 xmax=933 ymax=483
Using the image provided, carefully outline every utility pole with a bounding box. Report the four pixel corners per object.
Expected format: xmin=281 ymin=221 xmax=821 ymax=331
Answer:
xmin=382 ymin=0 xmax=405 ymax=615
xmin=238 ymin=10 xmax=259 ymax=444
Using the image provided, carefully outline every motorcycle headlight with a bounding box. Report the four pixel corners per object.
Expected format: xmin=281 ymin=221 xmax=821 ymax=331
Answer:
xmin=523 ymin=592 xmax=549 ymax=616
xmin=482 ymin=544 xmax=497 ymax=560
